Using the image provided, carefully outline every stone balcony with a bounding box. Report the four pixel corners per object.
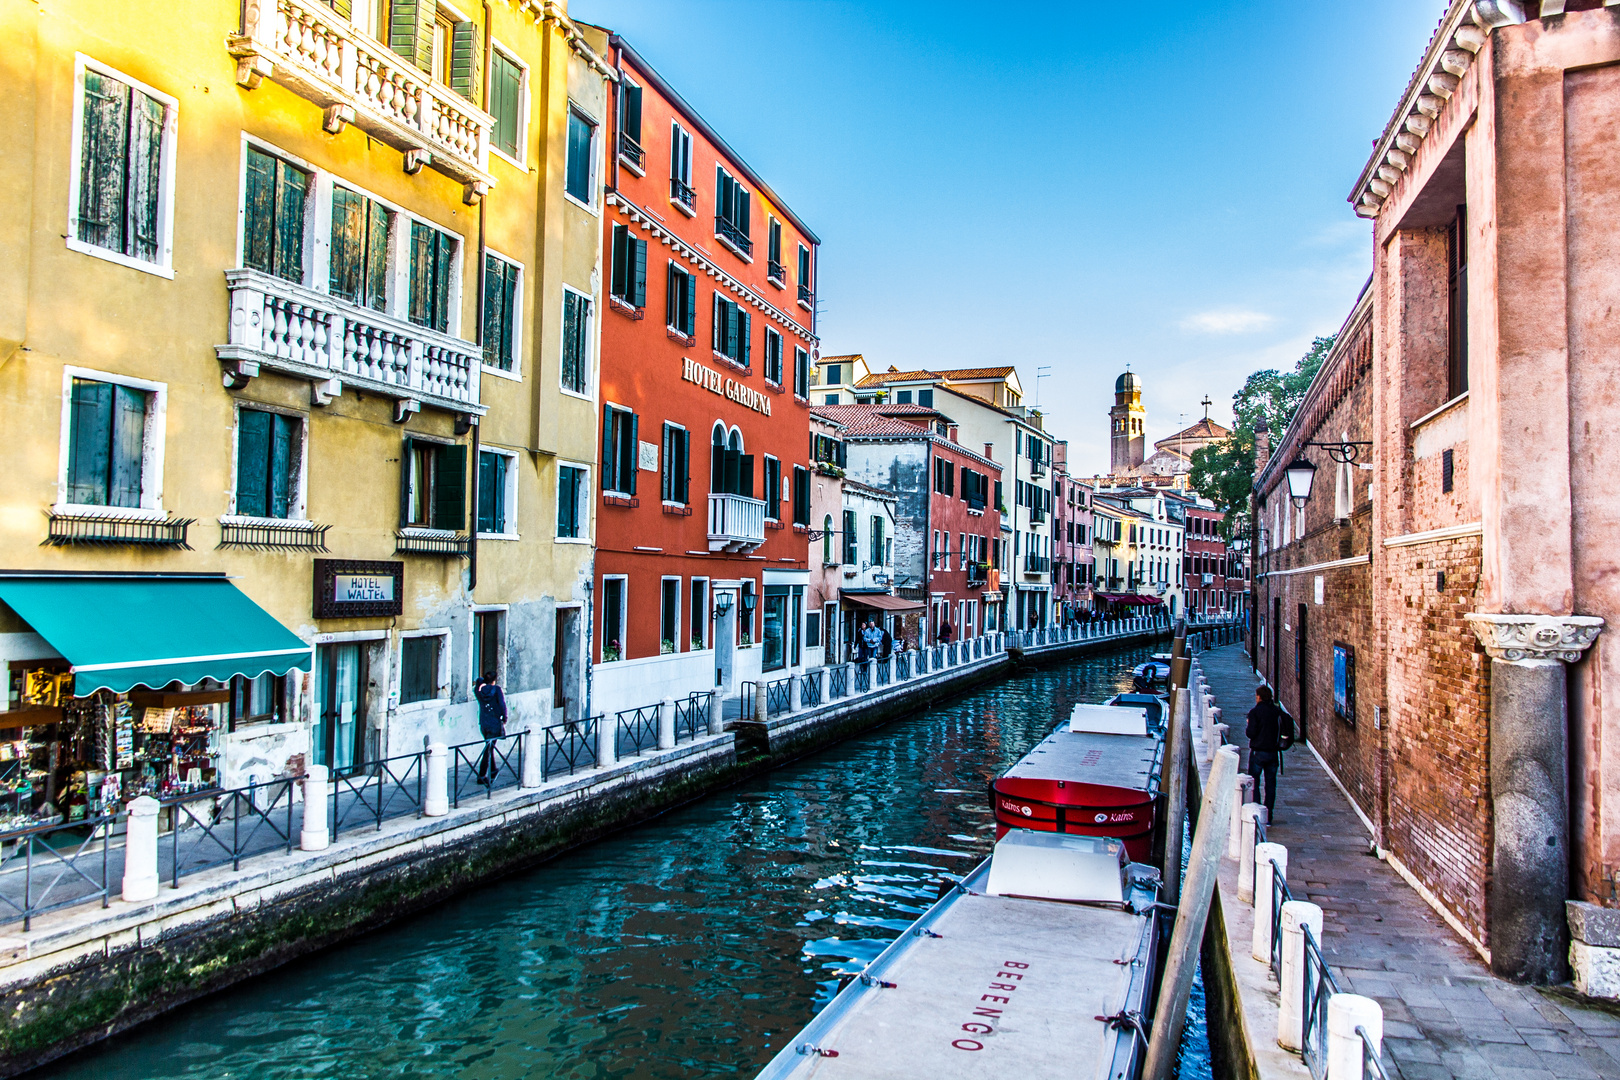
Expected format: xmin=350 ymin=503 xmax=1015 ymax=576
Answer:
xmin=707 ymin=493 xmax=766 ymax=552
xmin=230 ymin=0 xmax=496 ymax=200
xmin=217 ymin=268 xmax=483 ymax=417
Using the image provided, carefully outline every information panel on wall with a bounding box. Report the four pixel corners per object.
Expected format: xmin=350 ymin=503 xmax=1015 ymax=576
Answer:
xmin=313 ymin=560 xmax=404 ymax=619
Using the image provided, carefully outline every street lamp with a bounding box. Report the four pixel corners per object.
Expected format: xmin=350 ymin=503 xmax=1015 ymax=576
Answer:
xmin=1284 ymin=457 xmax=1317 ymax=509
xmin=715 ymin=593 xmax=733 ymax=616
xmin=741 ymin=590 xmax=757 ymax=614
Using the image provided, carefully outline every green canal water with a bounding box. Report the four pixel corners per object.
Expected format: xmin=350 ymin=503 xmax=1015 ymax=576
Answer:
xmin=46 ymin=644 xmax=1212 ymax=1080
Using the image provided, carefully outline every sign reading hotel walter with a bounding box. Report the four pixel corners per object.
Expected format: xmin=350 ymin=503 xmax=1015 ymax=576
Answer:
xmin=683 ymin=357 xmax=772 ymax=416
xmin=314 ymin=560 xmax=404 ymax=619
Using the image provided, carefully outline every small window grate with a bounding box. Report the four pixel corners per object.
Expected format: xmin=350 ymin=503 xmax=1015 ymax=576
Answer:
xmin=46 ymin=512 xmax=193 ymax=549
xmin=1441 ymin=448 xmax=1454 ymax=494
xmin=219 ymin=521 xmax=331 ymax=551
xmin=394 ymin=531 xmax=469 ymax=557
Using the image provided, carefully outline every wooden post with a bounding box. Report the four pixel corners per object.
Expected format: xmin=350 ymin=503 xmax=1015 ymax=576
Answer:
xmin=1161 ymin=647 xmax=1192 ymax=904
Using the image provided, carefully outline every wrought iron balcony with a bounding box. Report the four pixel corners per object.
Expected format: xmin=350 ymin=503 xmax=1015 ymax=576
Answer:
xmin=395 ymin=529 xmax=470 ymax=557
xmin=218 ymin=268 xmax=482 ymax=415
xmin=1023 ymin=554 xmax=1051 ymax=575
xmin=767 ymin=260 xmax=786 ymax=284
xmin=671 ymin=177 xmax=696 ymax=210
xmin=618 ymin=132 xmax=645 ymax=171
xmin=707 ymin=492 xmax=766 ymax=552
xmin=1029 ymin=456 xmax=1048 ymax=478
xmin=228 ymin=0 xmax=495 ymax=195
xmin=798 ymin=283 xmax=814 ymax=308
xmin=715 ymin=216 xmax=753 ymax=258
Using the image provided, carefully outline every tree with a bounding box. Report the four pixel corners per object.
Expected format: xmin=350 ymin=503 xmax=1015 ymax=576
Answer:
xmin=1190 ymin=335 xmax=1334 ymax=539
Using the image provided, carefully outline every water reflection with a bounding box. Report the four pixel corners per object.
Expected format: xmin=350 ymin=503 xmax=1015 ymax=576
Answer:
xmin=47 ymin=643 xmax=1211 ymax=1080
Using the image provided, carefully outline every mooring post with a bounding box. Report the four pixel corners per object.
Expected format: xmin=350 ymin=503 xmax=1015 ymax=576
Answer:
xmin=121 ymin=796 xmax=161 ymax=902
xmin=1278 ymin=899 xmax=1325 ymax=1052
xmin=597 ymin=710 xmax=618 ymax=769
xmin=425 ymin=742 xmax=452 ymax=810
xmin=300 ymin=765 xmax=330 ymax=851
xmin=1253 ymin=842 xmax=1288 ymax=962
xmin=1161 ymin=627 xmax=1191 ymax=905
xmin=1143 ymin=746 xmax=1239 ymax=1080
xmin=1231 ymin=773 xmax=1254 ymax=857
xmin=1326 ymin=994 xmax=1382 ymax=1080
xmin=658 ymin=699 xmax=677 ymax=750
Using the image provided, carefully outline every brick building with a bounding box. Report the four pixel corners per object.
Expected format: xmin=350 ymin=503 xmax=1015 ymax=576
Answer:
xmin=1051 ymin=441 xmax=1095 ymax=622
xmin=1180 ymin=500 xmax=1230 ymax=618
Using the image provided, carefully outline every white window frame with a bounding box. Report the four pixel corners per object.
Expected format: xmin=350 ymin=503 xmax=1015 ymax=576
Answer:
xmin=224 ymin=400 xmax=310 ymax=524
xmin=480 ymin=248 xmax=525 ymax=382
xmin=396 ymin=627 xmax=452 ymax=708
xmin=564 ymin=102 xmax=600 ymax=215
xmin=554 ymin=459 xmax=591 ymax=545
xmin=235 ymin=136 xmax=319 ymax=289
xmin=690 ymin=577 xmax=710 ymax=650
xmin=762 ymin=454 xmax=781 ymax=522
xmin=477 ymin=444 xmax=521 ymax=540
xmin=559 ymin=282 xmax=595 ymax=401
xmin=600 ymin=574 xmax=629 ymax=662
xmin=617 ymin=73 xmax=646 ymax=177
xmin=66 ymin=54 xmax=179 ymax=278
xmin=470 ymin=604 xmax=509 ymax=687
xmin=487 ymin=40 xmax=532 ymax=169
xmin=763 ymin=327 xmax=784 ymax=387
xmin=659 ymin=575 xmax=682 ymax=653
xmin=669 ymin=121 xmax=694 ymax=217
xmin=55 ymin=365 xmax=168 ymax=518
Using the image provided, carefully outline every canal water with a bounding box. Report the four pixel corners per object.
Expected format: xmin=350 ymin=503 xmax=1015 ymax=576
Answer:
xmin=48 ymin=643 xmax=1212 ymax=1080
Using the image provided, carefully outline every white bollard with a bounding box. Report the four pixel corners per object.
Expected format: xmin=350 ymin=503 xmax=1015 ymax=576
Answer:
xmin=1326 ymin=994 xmax=1382 ymax=1080
xmin=518 ymin=730 xmax=542 ymax=789
xmin=1252 ymin=842 xmax=1288 ymax=962
xmin=707 ymin=691 xmax=725 ymax=736
xmin=1238 ymin=803 xmax=1264 ymax=902
xmin=426 ymin=741 xmax=452 ymax=810
xmin=598 ymin=711 xmax=618 ymax=768
xmin=755 ymin=681 xmax=769 ymax=720
xmin=658 ymin=698 xmax=677 ymax=750
xmin=1277 ymin=900 xmax=1325 ymax=1052
xmin=1231 ymin=773 xmax=1255 ymax=857
xmin=121 ymin=795 xmax=161 ymax=902
xmin=300 ymin=765 xmax=330 ymax=850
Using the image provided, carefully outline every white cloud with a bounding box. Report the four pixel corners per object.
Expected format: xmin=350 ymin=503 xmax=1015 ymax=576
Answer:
xmin=1179 ymin=309 xmax=1276 ymax=335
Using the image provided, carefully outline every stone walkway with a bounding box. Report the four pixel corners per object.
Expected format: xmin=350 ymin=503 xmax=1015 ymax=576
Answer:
xmin=1197 ymin=643 xmax=1620 ymax=1080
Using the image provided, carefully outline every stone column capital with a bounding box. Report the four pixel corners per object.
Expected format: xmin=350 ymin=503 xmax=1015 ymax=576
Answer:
xmin=1465 ymin=613 xmax=1604 ymax=665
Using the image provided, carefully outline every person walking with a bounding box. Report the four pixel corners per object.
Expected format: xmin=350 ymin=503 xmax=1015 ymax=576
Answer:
xmin=938 ymin=620 xmax=953 ymax=645
xmin=474 ymin=671 xmax=508 ymax=786
xmin=879 ymin=624 xmax=894 ymax=660
xmin=1244 ymin=685 xmax=1294 ymax=819
xmin=860 ymin=620 xmax=882 ymax=662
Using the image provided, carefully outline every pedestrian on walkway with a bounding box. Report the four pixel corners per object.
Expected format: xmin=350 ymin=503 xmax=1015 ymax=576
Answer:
xmin=1244 ymin=685 xmax=1294 ymax=818
xmin=474 ymin=671 xmax=508 ymax=786
xmin=938 ymin=620 xmax=953 ymax=644
xmin=879 ymin=625 xmax=894 ymax=659
xmin=859 ymin=620 xmax=881 ymax=662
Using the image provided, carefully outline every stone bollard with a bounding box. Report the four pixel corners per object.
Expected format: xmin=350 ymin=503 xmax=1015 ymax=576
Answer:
xmin=300 ymin=765 xmax=330 ymax=851
xmin=1213 ymin=723 xmax=1229 ymax=750
xmin=1253 ymin=842 xmax=1288 ymax=962
xmin=754 ymin=681 xmax=768 ymax=722
xmin=1326 ymin=994 xmax=1382 ymax=1080
xmin=1231 ymin=773 xmax=1255 ymax=857
xmin=518 ymin=730 xmax=543 ymax=790
xmin=121 ymin=795 xmax=161 ymax=902
xmin=1238 ymin=803 xmax=1265 ymax=902
xmin=426 ymin=742 xmax=452 ymax=810
xmin=658 ymin=698 xmax=677 ymax=750
xmin=1277 ymin=900 xmax=1325 ymax=1052
xmin=597 ymin=711 xmax=618 ymax=768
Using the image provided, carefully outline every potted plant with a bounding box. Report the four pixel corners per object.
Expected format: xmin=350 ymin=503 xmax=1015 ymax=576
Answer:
xmin=661 ymin=639 xmax=676 ymax=655
xmin=603 ymin=640 xmax=621 ymax=662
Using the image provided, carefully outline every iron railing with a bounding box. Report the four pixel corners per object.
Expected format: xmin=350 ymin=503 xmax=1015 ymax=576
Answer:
xmin=1269 ymin=855 xmax=1291 ymax=982
xmin=1359 ymin=1026 xmax=1390 ymax=1080
xmin=798 ymin=283 xmax=813 ymax=306
xmin=913 ymin=648 xmax=928 ymax=675
xmin=670 ymin=176 xmax=695 ymax=209
xmin=799 ymin=669 xmax=823 ymax=708
xmin=330 ymin=753 xmax=424 ymax=837
xmin=219 ymin=519 xmax=331 ymax=550
xmin=451 ymin=733 xmax=523 ymax=807
xmin=617 ymin=705 xmax=660 ymax=757
xmin=767 ymin=259 xmax=786 ymax=283
xmin=0 ymin=817 xmax=113 ymax=930
xmin=166 ymin=776 xmax=301 ymax=886
xmin=765 ymin=677 xmax=793 ymax=718
xmin=618 ymin=132 xmax=644 ymax=170
xmin=541 ymin=718 xmax=598 ymax=781
xmin=931 ymin=645 xmax=944 ymax=669
xmin=853 ymin=662 xmax=871 ymax=693
xmin=829 ymin=665 xmax=849 ymax=699
xmin=715 ymin=215 xmax=753 ymax=256
xmin=947 ymin=642 xmax=959 ymax=666
xmin=46 ymin=511 xmax=192 ymax=549
xmin=674 ymin=693 xmax=709 ymax=743
xmin=876 ymin=657 xmax=891 ymax=686
xmin=896 ymin=652 xmax=911 ymax=679
xmin=1301 ymin=923 xmax=1338 ymax=1080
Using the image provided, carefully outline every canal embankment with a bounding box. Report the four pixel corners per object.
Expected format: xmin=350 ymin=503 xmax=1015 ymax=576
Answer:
xmin=0 ymin=620 xmax=1181 ymax=1076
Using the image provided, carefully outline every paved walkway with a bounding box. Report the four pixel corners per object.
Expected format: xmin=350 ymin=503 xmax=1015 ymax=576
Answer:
xmin=1197 ymin=644 xmax=1620 ymax=1080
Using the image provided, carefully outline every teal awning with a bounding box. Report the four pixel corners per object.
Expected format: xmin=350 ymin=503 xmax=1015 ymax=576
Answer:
xmin=0 ymin=576 xmax=312 ymax=696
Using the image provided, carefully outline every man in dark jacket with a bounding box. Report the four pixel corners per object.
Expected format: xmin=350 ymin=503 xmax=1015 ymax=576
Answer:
xmin=474 ymin=672 xmax=508 ymax=785
xmin=1245 ymin=685 xmax=1293 ymax=819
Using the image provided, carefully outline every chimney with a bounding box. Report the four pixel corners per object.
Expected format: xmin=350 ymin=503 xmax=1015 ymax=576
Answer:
xmin=1253 ymin=417 xmax=1271 ymax=478
xmin=947 ymin=424 xmax=959 ymax=443
xmin=984 ymin=442 xmax=994 ymax=460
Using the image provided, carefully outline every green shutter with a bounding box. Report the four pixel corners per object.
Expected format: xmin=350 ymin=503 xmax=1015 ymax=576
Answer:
xmin=274 ymin=160 xmax=308 ymax=283
xmin=610 ymin=224 xmax=627 ymax=298
xmin=244 ymin=148 xmax=276 ymax=275
xmin=684 ymin=272 xmax=695 ymax=336
xmin=433 ymin=231 xmax=452 ymax=333
xmin=236 ymin=409 xmax=271 ymax=518
xmin=449 ymin=20 xmax=480 ymax=102
xmin=434 ymin=443 xmax=467 ymax=529
xmin=400 ymin=438 xmax=415 ymax=526
xmin=477 ymin=451 xmax=498 ymax=532
xmin=110 ymin=385 xmax=146 ymax=509
xmin=566 ymin=111 xmax=592 ymax=201
xmin=557 ymin=466 xmax=578 ymax=538
xmin=128 ymin=92 xmax=164 ymax=263
xmin=481 ymin=254 xmax=500 ymax=363
xmin=501 ymin=263 xmax=517 ymax=368
xmin=627 ymin=412 xmax=639 ymax=496
xmin=390 ymin=0 xmax=433 ymax=72
xmin=270 ymin=413 xmax=294 ymax=518
xmin=67 ymin=379 xmax=113 ymax=506
xmin=737 ymin=188 xmax=751 ymax=239
xmin=408 ymin=222 xmax=431 ymax=326
xmin=739 ymin=454 xmax=753 ymax=499
xmin=740 ymin=311 xmax=751 ymax=369
xmin=623 ymin=82 xmax=642 ymax=145
xmin=632 ymin=239 xmax=647 ymax=308
xmin=364 ymin=199 xmax=389 ymax=311
xmin=78 ymin=71 xmax=129 ymax=253
xmin=602 ymin=405 xmax=617 ymax=492
xmin=329 ymin=187 xmax=360 ymax=302
xmin=491 ymin=52 xmax=522 ymax=158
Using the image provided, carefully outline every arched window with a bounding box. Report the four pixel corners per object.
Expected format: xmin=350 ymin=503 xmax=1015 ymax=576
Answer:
xmin=823 ymin=514 xmax=834 ymax=564
xmin=710 ymin=424 xmax=750 ymax=496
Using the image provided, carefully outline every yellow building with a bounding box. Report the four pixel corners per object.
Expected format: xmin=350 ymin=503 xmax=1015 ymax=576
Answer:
xmin=0 ymin=0 xmax=610 ymax=816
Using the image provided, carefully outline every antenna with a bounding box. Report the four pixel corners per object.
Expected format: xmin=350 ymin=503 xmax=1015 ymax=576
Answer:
xmin=1035 ymin=365 xmax=1052 ymax=408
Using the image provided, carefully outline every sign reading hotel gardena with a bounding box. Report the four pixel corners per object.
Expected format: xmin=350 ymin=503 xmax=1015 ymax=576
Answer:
xmin=682 ymin=357 xmax=772 ymax=416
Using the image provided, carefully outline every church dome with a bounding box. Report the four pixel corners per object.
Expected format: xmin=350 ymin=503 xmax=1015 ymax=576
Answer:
xmin=1115 ymin=371 xmax=1141 ymax=394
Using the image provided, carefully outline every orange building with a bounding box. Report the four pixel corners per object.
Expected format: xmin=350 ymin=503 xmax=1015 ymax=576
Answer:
xmin=587 ymin=32 xmax=820 ymax=716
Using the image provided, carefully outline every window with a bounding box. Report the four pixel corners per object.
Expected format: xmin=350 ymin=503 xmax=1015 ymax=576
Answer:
xmin=610 ymin=224 xmax=647 ymax=309
xmin=477 ymin=449 xmax=513 ymax=534
xmin=330 ymin=186 xmax=391 ymax=311
xmin=1448 ymin=205 xmax=1469 ymax=399
xmin=824 ymin=394 xmax=840 ymax=405
xmin=934 ymin=458 xmax=955 ymax=496
xmin=767 ymin=218 xmax=784 ymax=279
xmin=792 ymin=466 xmax=810 ymax=526
xmin=691 ymin=579 xmax=708 ymax=649
xmin=66 ymin=377 xmax=149 ymax=508
xmin=565 ymin=108 xmax=596 ymax=206
xmin=1442 ymin=448 xmax=1455 ymax=494
xmin=602 ymin=405 xmax=638 ymax=495
xmin=715 ymin=166 xmax=752 ymax=256
xmin=763 ymin=456 xmax=781 ymax=520
xmin=482 ymin=253 xmax=520 ymax=371
xmin=713 ymin=295 xmax=751 ymax=366
xmin=665 ymin=262 xmax=698 ymax=338
xmin=763 ymin=586 xmax=788 ymax=671
xmin=823 ymin=514 xmax=835 ymax=564
xmin=660 ymin=578 xmax=679 ymax=653
xmin=236 ymin=408 xmax=301 ymax=519
xmin=557 ymin=464 xmax=586 ymax=539
xmin=661 ymin=423 xmax=690 ymax=505
xmin=408 ymin=221 xmax=456 ymax=333
xmin=710 ymin=426 xmax=753 ymax=497
xmin=825 ymin=363 xmax=842 ymax=386
xmin=843 ymin=509 xmax=858 ymax=565
xmin=797 ymin=244 xmax=812 ymax=303
xmin=230 ymin=672 xmax=283 ymax=729
xmin=243 ymin=147 xmax=308 ymax=283
xmin=763 ymin=328 xmax=783 ymax=385
xmin=919 ymin=388 xmax=934 ymax=408
xmin=402 ymin=439 xmax=466 ymax=529
xmin=489 ymin=48 xmax=526 ymax=161
xmin=473 ymin=610 xmax=503 ymax=682
xmin=806 ymin=609 xmax=821 ymax=649
xmin=669 ymin=122 xmax=694 ymax=208
xmin=602 ymin=578 xmax=625 ymax=661
xmin=871 ymin=516 xmax=886 ymax=566
xmin=399 ymin=634 xmax=443 ymax=704
xmin=617 ymin=77 xmax=644 ymax=168
xmin=794 ymin=347 xmax=809 ymax=398
xmin=72 ymin=62 xmax=173 ymax=271
xmin=561 ymin=287 xmax=592 ymax=394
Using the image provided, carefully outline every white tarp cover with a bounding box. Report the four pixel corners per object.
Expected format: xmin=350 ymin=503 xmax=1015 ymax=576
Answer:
xmin=984 ymin=831 xmax=1126 ymax=904
xmin=1069 ymin=702 xmax=1149 ymax=735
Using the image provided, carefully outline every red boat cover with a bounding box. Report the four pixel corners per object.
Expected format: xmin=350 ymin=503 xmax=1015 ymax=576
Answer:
xmin=991 ymin=727 xmax=1162 ymax=860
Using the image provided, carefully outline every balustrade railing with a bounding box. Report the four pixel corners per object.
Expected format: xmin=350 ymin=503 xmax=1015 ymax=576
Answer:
xmin=541 ymin=719 xmax=598 ymax=781
xmin=707 ymin=492 xmax=767 ymax=550
xmin=166 ymin=775 xmax=301 ymax=886
xmin=451 ymin=733 xmax=523 ymax=806
xmin=330 ymin=753 xmax=423 ymax=837
xmin=0 ymin=817 xmax=113 ymax=930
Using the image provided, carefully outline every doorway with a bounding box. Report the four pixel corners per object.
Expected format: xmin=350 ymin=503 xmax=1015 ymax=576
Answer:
xmin=714 ymin=592 xmax=737 ymax=690
xmin=315 ymin=642 xmax=367 ymax=770
xmin=554 ymin=607 xmax=581 ymax=721
xmin=1271 ymin=596 xmax=1281 ymax=690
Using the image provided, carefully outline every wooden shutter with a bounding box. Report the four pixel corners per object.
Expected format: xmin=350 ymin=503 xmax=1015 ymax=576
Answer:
xmin=684 ymin=270 xmax=695 ymax=335
xmin=481 ymin=254 xmax=501 ymax=363
xmin=478 ymin=451 xmax=498 ymax=532
xmin=740 ymin=311 xmax=751 ymax=368
xmin=390 ymin=0 xmax=433 ymax=72
xmin=711 ymin=293 xmax=721 ymax=353
xmin=270 ymin=413 xmax=295 ymax=518
xmin=67 ymin=379 xmax=113 ymax=505
xmin=677 ymin=429 xmax=689 ymax=504
xmin=244 ymin=148 xmax=276 ymax=275
xmin=716 ymin=165 xmax=725 ymax=215
xmin=433 ymin=231 xmax=453 ymax=333
xmin=666 ymin=263 xmax=677 ymax=328
xmin=449 ymin=20 xmax=480 ymax=101
xmin=632 ymin=239 xmax=647 ymax=308
xmin=434 ymin=443 xmax=467 ymax=529
xmin=274 ymin=160 xmax=307 ymax=283
xmin=764 ymin=458 xmax=778 ymax=518
xmin=610 ymin=224 xmax=627 ymax=298
xmin=78 ymin=71 xmax=129 ymax=253
xmin=110 ymin=385 xmax=146 ymax=508
xmin=491 ymin=51 xmax=522 ymax=158
xmin=622 ymin=82 xmax=642 ymax=145
xmin=738 ymin=189 xmax=751 ymax=239
xmin=602 ymin=405 xmax=618 ymax=492
xmin=236 ymin=409 xmax=271 ymax=518
xmin=128 ymin=92 xmax=164 ymax=263
xmin=627 ymin=412 xmax=639 ymax=496
xmin=739 ymin=455 xmax=754 ymax=499
xmin=363 ymin=199 xmax=389 ymax=311
xmin=400 ymin=438 xmax=415 ymax=525
xmin=566 ymin=112 xmax=592 ymax=200
xmin=661 ymin=424 xmax=672 ymax=502
xmin=408 ymin=222 xmax=432 ymax=326
xmin=329 ymin=188 xmax=360 ymax=301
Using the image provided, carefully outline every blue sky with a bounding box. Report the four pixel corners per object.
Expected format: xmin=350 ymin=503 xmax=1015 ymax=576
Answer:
xmin=571 ymin=0 xmax=1444 ymax=475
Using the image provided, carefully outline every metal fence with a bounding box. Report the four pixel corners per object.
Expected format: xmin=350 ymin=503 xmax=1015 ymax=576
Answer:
xmin=0 ymin=817 xmax=113 ymax=930
xmin=330 ymin=753 xmax=424 ymax=838
xmin=540 ymin=718 xmax=598 ymax=781
xmin=1300 ymin=922 xmax=1338 ymax=1080
xmin=766 ymin=677 xmax=793 ymax=718
xmin=829 ymin=664 xmax=849 ymax=699
xmin=451 ymin=733 xmax=523 ymax=807
xmin=875 ymin=657 xmax=891 ymax=686
xmin=167 ymin=775 xmax=302 ymax=885
xmin=799 ymin=669 xmax=823 ymax=708
xmin=617 ymin=705 xmax=660 ymax=757
xmin=896 ymin=651 xmax=911 ymax=679
xmin=853 ymin=661 xmax=871 ymax=693
xmin=674 ymin=693 xmax=708 ymax=743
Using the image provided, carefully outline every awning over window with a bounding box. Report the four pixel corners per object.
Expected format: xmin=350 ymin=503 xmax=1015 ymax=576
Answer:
xmin=0 ymin=575 xmax=312 ymax=696
xmin=842 ymin=593 xmax=925 ymax=612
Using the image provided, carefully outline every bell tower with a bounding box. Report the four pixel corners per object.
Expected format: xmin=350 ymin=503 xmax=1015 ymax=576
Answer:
xmin=1110 ymin=369 xmax=1146 ymax=475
